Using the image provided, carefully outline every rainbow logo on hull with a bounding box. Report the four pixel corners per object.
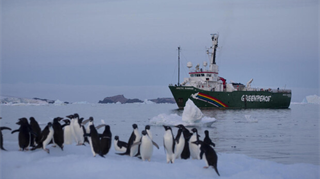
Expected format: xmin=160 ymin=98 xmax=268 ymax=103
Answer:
xmin=191 ymin=92 xmax=228 ymax=108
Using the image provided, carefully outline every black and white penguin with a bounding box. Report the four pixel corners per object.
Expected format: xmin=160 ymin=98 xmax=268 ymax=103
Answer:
xmin=145 ymin=125 xmax=152 ymax=140
xmin=0 ymin=117 xmax=11 ymax=151
xmin=175 ymin=124 xmax=192 ymax=159
xmin=174 ymin=127 xmax=185 ymax=159
xmin=163 ymin=125 xmax=175 ymax=163
xmin=192 ymin=140 xmax=220 ymax=176
xmin=29 ymin=117 xmax=41 ymax=147
xmin=82 ymin=117 xmax=94 ymax=154
xmin=72 ymin=113 xmax=85 ymax=145
xmin=189 ymin=128 xmax=201 ymax=159
xmin=99 ymin=125 xmax=112 ymax=156
xmin=32 ymin=122 xmax=54 ymax=153
xmin=62 ymin=119 xmax=73 ymax=145
xmin=66 ymin=114 xmax=76 ymax=144
xmin=52 ymin=117 xmax=64 ymax=150
xmin=11 ymin=117 xmax=33 ymax=151
xmin=132 ymin=130 xmax=159 ymax=161
xmin=84 ymin=124 xmax=104 ymax=157
xmin=203 ymin=130 xmax=215 ymax=147
xmin=41 ymin=122 xmax=54 ymax=153
xmin=117 ymin=124 xmax=140 ymax=156
xmin=114 ymin=136 xmax=128 ymax=152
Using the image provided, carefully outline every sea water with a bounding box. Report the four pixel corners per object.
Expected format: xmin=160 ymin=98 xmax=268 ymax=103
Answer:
xmin=0 ymin=102 xmax=319 ymax=165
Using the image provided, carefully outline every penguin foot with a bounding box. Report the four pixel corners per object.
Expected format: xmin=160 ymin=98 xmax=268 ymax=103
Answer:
xmin=52 ymin=145 xmax=57 ymax=148
xmin=44 ymin=148 xmax=50 ymax=154
xmin=203 ymin=166 xmax=209 ymax=169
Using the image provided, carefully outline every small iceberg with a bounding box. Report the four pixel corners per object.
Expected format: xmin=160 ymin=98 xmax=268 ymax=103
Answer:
xmin=149 ymin=99 xmax=216 ymax=127
xmin=302 ymin=95 xmax=320 ymax=105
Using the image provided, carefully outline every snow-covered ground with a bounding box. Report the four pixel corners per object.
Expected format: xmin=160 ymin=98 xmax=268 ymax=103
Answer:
xmin=1 ymin=142 xmax=318 ymax=179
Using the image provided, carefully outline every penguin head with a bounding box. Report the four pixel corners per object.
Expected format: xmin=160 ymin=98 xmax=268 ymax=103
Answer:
xmin=132 ymin=124 xmax=138 ymax=129
xmin=115 ymin=136 xmax=119 ymax=140
xmin=47 ymin=122 xmax=52 ymax=127
xmin=175 ymin=124 xmax=186 ymax=130
xmin=141 ymin=130 xmax=147 ymax=136
xmin=16 ymin=117 xmax=28 ymax=125
xmin=204 ymin=130 xmax=209 ymax=136
xmin=192 ymin=128 xmax=198 ymax=133
xmin=73 ymin=113 xmax=79 ymax=118
xmin=89 ymin=117 xmax=94 ymax=122
xmin=163 ymin=125 xmax=171 ymax=131
xmin=66 ymin=115 xmax=73 ymax=119
xmin=145 ymin=125 xmax=150 ymax=130
xmin=29 ymin=117 xmax=36 ymax=122
xmin=53 ymin=117 xmax=63 ymax=123
xmin=63 ymin=119 xmax=70 ymax=125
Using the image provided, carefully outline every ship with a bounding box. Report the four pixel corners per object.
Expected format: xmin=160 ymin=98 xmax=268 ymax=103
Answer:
xmin=169 ymin=34 xmax=292 ymax=109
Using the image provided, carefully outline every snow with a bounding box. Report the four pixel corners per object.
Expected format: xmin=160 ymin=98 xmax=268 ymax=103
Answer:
xmin=1 ymin=143 xmax=319 ymax=179
xmin=302 ymin=95 xmax=320 ymax=104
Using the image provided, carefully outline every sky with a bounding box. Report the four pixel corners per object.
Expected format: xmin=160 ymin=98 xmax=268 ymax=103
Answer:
xmin=1 ymin=0 xmax=319 ymax=102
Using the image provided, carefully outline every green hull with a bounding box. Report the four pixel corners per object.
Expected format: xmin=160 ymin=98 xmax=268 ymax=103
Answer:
xmin=169 ymin=86 xmax=291 ymax=109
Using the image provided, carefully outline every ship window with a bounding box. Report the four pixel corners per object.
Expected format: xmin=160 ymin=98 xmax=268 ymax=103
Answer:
xmin=207 ymin=74 xmax=211 ymax=77
xmin=190 ymin=74 xmax=194 ymax=77
xmin=201 ymin=74 xmax=205 ymax=77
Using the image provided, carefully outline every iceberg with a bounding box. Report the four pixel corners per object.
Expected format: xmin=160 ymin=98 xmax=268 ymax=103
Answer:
xmin=302 ymin=95 xmax=320 ymax=104
xmin=150 ymin=99 xmax=215 ymax=127
xmin=182 ymin=99 xmax=203 ymax=123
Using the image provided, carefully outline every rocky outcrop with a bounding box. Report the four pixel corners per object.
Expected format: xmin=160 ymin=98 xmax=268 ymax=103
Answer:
xmin=98 ymin=95 xmax=176 ymax=104
xmin=98 ymin=95 xmax=143 ymax=104
xmin=149 ymin=98 xmax=176 ymax=104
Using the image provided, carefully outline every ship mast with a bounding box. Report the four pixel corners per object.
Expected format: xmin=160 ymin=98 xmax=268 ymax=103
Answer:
xmin=178 ymin=46 xmax=181 ymax=85
xmin=209 ymin=34 xmax=219 ymax=73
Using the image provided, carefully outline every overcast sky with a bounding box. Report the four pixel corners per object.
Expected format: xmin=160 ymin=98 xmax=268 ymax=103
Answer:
xmin=1 ymin=0 xmax=319 ymax=102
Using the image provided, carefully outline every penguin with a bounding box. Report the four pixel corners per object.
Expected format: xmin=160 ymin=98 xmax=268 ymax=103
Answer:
xmin=189 ymin=128 xmax=201 ymax=159
xmin=203 ymin=130 xmax=215 ymax=147
xmin=41 ymin=122 xmax=54 ymax=153
xmin=29 ymin=117 xmax=41 ymax=147
xmin=66 ymin=114 xmax=76 ymax=143
xmin=175 ymin=124 xmax=192 ymax=159
xmin=114 ymin=136 xmax=128 ymax=152
xmin=192 ymin=140 xmax=220 ymax=176
xmin=82 ymin=117 xmax=94 ymax=154
xmin=163 ymin=125 xmax=175 ymax=163
xmin=62 ymin=119 xmax=73 ymax=145
xmin=52 ymin=117 xmax=64 ymax=150
xmin=145 ymin=125 xmax=152 ymax=140
xmin=11 ymin=117 xmax=33 ymax=151
xmin=0 ymin=117 xmax=12 ymax=151
xmin=72 ymin=113 xmax=85 ymax=145
xmin=99 ymin=124 xmax=112 ymax=156
xmin=117 ymin=124 xmax=140 ymax=156
xmin=174 ymin=127 xmax=185 ymax=159
xmin=132 ymin=130 xmax=159 ymax=161
xmin=84 ymin=124 xmax=104 ymax=157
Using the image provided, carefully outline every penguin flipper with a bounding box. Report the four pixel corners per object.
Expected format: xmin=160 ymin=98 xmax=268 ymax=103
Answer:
xmin=213 ymin=165 xmax=220 ymax=176
xmin=11 ymin=129 xmax=19 ymax=134
xmin=0 ymin=127 xmax=11 ymax=131
xmin=152 ymin=141 xmax=160 ymax=149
